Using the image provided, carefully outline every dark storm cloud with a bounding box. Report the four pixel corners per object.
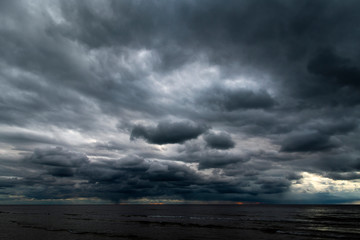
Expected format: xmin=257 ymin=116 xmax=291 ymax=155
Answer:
xmin=0 ymin=131 xmax=58 ymax=146
xmin=1 ymin=0 xmax=359 ymax=123
xmin=197 ymin=154 xmax=248 ymax=170
xmin=285 ymin=151 xmax=360 ymax=182
xmin=255 ymin=177 xmax=291 ymax=194
xmin=27 ymin=147 xmax=89 ymax=167
xmin=280 ymin=131 xmax=340 ymax=152
xmin=94 ymin=141 xmax=126 ymax=151
xmin=1 ymin=0 xmax=360 ymax=203
xmin=130 ymin=121 xmax=209 ymax=145
xmin=21 ymin=147 xmax=89 ymax=178
xmin=199 ymin=87 xmax=276 ymax=111
xmin=308 ymin=48 xmax=360 ymax=90
xmin=16 ymin=149 xmax=204 ymax=201
xmin=324 ymin=172 xmax=360 ymax=180
xmin=176 ymin=142 xmax=249 ymax=169
xmin=172 ymin=0 xmax=360 ymax=112
xmin=310 ymin=119 xmax=358 ymax=135
xmin=0 ymin=1 xmax=160 ymax=131
xmin=279 ymin=118 xmax=357 ymax=153
xmin=303 ymin=48 xmax=360 ymax=106
xmin=314 ymin=154 xmax=360 ymax=173
xmin=0 ymin=147 xmax=293 ymax=202
xmin=203 ymin=132 xmax=235 ymax=150
xmin=78 ymin=155 xmax=293 ymax=201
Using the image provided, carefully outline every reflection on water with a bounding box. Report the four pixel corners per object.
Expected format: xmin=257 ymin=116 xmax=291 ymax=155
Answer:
xmin=297 ymin=206 xmax=360 ymax=236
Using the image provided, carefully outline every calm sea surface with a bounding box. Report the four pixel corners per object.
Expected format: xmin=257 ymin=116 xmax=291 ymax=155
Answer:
xmin=0 ymin=204 xmax=359 ymax=240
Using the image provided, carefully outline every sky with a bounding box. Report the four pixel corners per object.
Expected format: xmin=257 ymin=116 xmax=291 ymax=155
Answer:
xmin=0 ymin=0 xmax=360 ymax=204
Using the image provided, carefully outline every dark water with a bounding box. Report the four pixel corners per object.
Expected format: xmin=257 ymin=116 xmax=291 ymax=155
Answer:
xmin=0 ymin=205 xmax=359 ymax=240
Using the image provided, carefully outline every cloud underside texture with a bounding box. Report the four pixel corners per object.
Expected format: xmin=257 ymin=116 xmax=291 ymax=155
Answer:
xmin=0 ymin=0 xmax=360 ymax=203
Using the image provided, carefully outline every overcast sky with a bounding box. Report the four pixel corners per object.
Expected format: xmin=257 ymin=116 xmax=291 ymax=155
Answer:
xmin=1 ymin=0 xmax=360 ymax=204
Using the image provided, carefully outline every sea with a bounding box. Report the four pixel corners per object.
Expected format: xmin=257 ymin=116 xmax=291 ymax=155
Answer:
xmin=0 ymin=204 xmax=359 ymax=240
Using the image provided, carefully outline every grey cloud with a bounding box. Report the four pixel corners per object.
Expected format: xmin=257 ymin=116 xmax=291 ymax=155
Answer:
xmin=310 ymin=119 xmax=358 ymax=135
xmin=94 ymin=141 xmax=126 ymax=151
xmin=278 ymin=118 xmax=357 ymax=153
xmin=27 ymin=147 xmax=89 ymax=167
xmin=47 ymin=167 xmax=76 ymax=177
xmin=0 ymin=0 xmax=360 ymax=204
xmin=130 ymin=121 xmax=209 ymax=145
xmin=308 ymin=48 xmax=360 ymax=90
xmin=203 ymin=132 xmax=235 ymax=150
xmin=198 ymin=154 xmax=248 ymax=170
xmin=21 ymin=147 xmax=89 ymax=179
xmin=280 ymin=131 xmax=340 ymax=152
xmin=324 ymin=172 xmax=360 ymax=180
xmin=0 ymin=148 xmax=293 ymax=202
xmin=255 ymin=177 xmax=291 ymax=194
xmin=68 ymin=155 xmax=208 ymax=202
xmin=287 ymin=152 xmax=360 ymax=182
xmin=294 ymin=49 xmax=360 ymax=107
xmin=0 ymin=178 xmax=17 ymax=189
xmin=176 ymin=143 xmax=249 ymax=169
xmin=200 ymin=87 xmax=276 ymax=111
xmin=314 ymin=154 xmax=360 ymax=173
xmin=0 ymin=131 xmax=58 ymax=146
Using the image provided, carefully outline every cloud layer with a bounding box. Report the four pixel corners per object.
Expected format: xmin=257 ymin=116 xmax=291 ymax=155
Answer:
xmin=0 ymin=0 xmax=360 ymax=204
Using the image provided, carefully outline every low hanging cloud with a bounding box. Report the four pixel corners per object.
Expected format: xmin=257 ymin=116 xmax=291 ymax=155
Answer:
xmin=203 ymin=131 xmax=235 ymax=150
xmin=197 ymin=154 xmax=248 ymax=170
xmin=280 ymin=131 xmax=340 ymax=152
xmin=27 ymin=147 xmax=89 ymax=167
xmin=130 ymin=121 xmax=209 ymax=144
xmin=1 ymin=0 xmax=360 ymax=204
xmin=280 ymin=119 xmax=357 ymax=153
xmin=0 ymin=147 xmax=292 ymax=203
xmin=308 ymin=48 xmax=360 ymax=90
xmin=311 ymin=119 xmax=358 ymax=135
xmin=200 ymin=87 xmax=276 ymax=111
xmin=24 ymin=147 xmax=89 ymax=178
